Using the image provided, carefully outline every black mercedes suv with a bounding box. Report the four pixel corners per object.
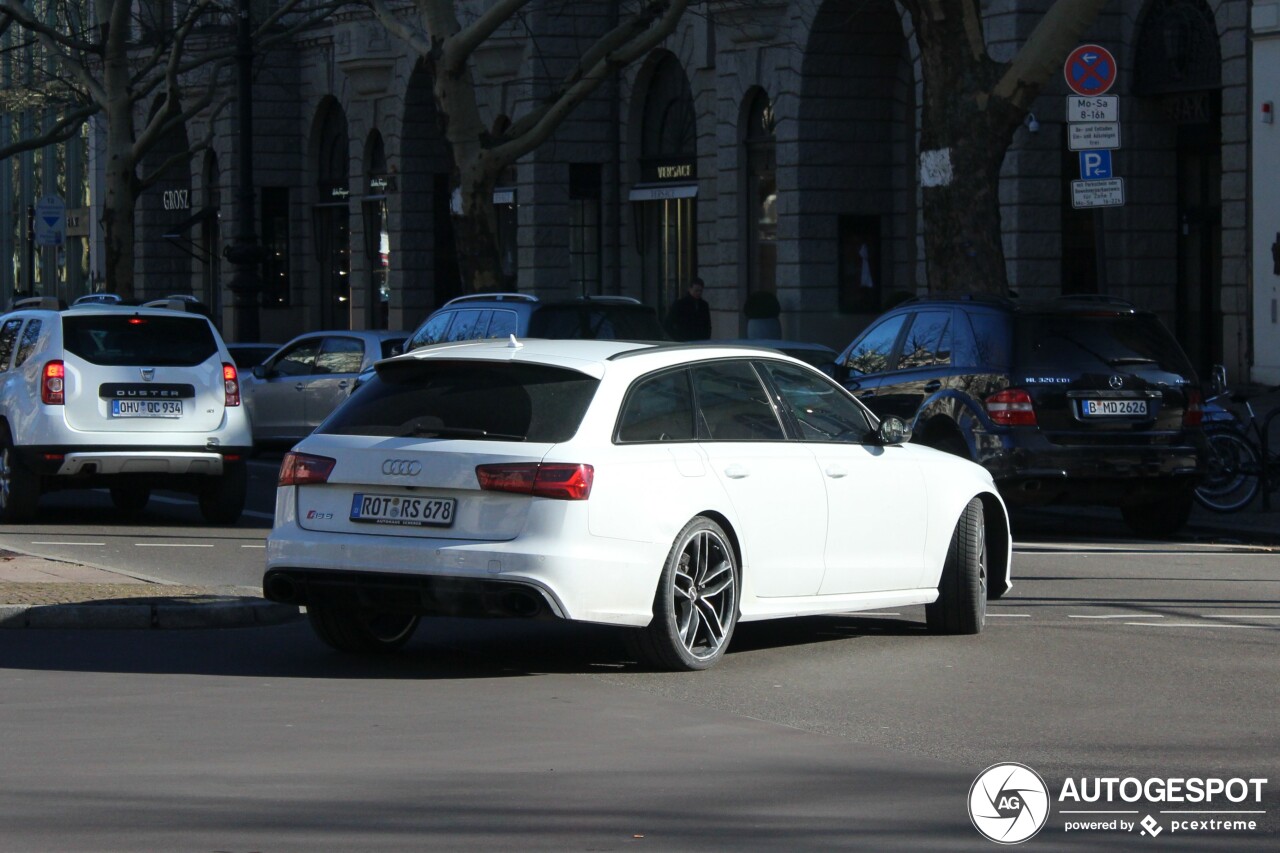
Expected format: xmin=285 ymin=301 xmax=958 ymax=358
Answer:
xmin=834 ymin=295 xmax=1205 ymax=537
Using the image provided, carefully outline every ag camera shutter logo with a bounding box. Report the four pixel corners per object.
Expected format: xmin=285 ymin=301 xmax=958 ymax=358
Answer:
xmin=969 ymin=763 xmax=1051 ymax=844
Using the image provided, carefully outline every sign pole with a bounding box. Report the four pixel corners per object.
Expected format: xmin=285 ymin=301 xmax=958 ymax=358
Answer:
xmin=1094 ymin=212 xmax=1108 ymax=295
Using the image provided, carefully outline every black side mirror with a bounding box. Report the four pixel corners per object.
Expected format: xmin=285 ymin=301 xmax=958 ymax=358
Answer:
xmin=876 ymin=416 xmax=911 ymax=446
xmin=251 ymin=365 xmax=267 ymax=380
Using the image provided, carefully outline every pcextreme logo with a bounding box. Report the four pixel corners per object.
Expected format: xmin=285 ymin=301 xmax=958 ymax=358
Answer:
xmin=969 ymin=763 xmax=1051 ymax=844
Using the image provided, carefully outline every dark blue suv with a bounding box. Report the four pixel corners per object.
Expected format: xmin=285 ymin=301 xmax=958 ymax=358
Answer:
xmin=403 ymin=293 xmax=667 ymax=350
xmin=835 ymin=295 xmax=1206 ymax=537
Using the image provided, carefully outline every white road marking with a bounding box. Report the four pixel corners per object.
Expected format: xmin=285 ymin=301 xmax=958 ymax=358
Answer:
xmin=241 ymin=544 xmax=267 ymax=549
xmin=1204 ymin=614 xmax=1280 ymax=619
xmin=1068 ymin=614 xmax=1164 ymax=619
xmin=29 ymin=541 xmax=105 ymax=546
xmin=134 ymin=543 xmax=215 ymax=548
xmin=987 ymin=613 xmax=1031 ymax=617
xmin=1124 ymin=622 xmax=1265 ymax=629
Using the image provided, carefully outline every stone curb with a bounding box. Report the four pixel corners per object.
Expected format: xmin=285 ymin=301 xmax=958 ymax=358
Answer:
xmin=0 ymin=597 xmax=301 ymax=630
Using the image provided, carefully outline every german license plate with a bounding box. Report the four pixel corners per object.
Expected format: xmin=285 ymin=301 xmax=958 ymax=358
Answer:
xmin=1081 ymin=399 xmax=1148 ymax=417
xmin=111 ymin=399 xmax=183 ymax=418
xmin=350 ymin=493 xmax=456 ymax=527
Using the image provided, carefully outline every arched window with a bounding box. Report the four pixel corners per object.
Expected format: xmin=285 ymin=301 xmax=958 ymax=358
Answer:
xmin=633 ymin=54 xmax=698 ymax=315
xmin=363 ymin=132 xmax=390 ymax=328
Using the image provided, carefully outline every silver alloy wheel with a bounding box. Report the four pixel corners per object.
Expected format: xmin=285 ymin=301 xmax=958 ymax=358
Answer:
xmin=671 ymin=528 xmax=737 ymax=661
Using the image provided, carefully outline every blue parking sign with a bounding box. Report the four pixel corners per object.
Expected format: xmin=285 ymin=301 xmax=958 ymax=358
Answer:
xmin=1078 ymin=150 xmax=1113 ymax=180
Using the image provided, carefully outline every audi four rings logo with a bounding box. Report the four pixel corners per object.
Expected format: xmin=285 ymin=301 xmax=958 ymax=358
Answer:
xmin=969 ymin=762 xmax=1051 ymax=844
xmin=382 ymin=459 xmax=422 ymax=476
xmin=1109 ymin=375 xmax=1124 ymax=389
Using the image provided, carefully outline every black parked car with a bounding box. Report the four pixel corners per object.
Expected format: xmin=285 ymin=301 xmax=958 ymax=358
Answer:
xmin=834 ymin=295 xmax=1205 ymax=537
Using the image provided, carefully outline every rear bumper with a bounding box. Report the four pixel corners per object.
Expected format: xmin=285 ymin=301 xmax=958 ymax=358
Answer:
xmin=264 ymin=568 xmax=563 ymax=620
xmin=979 ymin=432 xmax=1202 ymax=507
xmin=19 ymin=445 xmax=253 ymax=477
xmin=265 ymin=522 xmax=664 ymax=627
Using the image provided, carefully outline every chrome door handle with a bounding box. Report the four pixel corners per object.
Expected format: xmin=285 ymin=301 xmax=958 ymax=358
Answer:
xmin=337 ymin=381 xmax=348 ymax=389
xmin=825 ymin=466 xmax=848 ymax=479
xmin=723 ymin=464 xmax=749 ymax=479
xmin=924 ymin=380 xmax=942 ymax=392
xmin=294 ymin=383 xmax=305 ymax=391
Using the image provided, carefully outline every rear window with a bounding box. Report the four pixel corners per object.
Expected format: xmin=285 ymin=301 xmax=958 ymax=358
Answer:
xmin=1014 ymin=313 xmax=1195 ymax=376
xmin=320 ymin=360 xmax=599 ymax=443
xmin=529 ymin=305 xmax=667 ymax=340
xmin=62 ymin=315 xmax=218 ymax=366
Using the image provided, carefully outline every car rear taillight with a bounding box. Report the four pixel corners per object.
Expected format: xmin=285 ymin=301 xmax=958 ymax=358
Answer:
xmin=986 ymin=388 xmax=1036 ymax=426
xmin=476 ymin=462 xmax=594 ymax=500
xmin=278 ymin=452 xmax=336 ymax=486
xmin=41 ymin=360 xmax=65 ymax=405
xmin=1183 ymin=387 xmax=1203 ymax=427
xmin=223 ymin=362 xmax=241 ymax=407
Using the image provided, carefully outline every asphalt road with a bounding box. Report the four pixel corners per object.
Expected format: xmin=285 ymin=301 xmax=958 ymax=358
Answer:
xmin=0 ymin=462 xmax=1277 ymax=849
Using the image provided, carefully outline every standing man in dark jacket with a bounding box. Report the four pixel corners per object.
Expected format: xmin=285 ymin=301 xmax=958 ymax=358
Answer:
xmin=665 ymin=277 xmax=711 ymax=341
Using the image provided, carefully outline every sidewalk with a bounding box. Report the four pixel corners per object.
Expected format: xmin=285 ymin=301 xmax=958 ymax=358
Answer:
xmin=0 ymin=549 xmax=299 ymax=630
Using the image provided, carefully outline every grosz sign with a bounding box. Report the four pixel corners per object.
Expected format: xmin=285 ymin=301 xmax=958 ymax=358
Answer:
xmin=162 ymin=189 xmax=191 ymax=211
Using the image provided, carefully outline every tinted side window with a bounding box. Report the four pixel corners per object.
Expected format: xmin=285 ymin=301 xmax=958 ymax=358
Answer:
xmin=897 ymin=310 xmax=951 ymax=369
xmin=760 ymin=361 xmax=874 ymax=443
xmin=692 ymin=361 xmax=785 ymax=441
xmin=62 ymin=315 xmax=217 ymax=366
xmin=842 ymin=314 xmax=908 ymax=375
xmin=408 ymin=312 xmax=453 ymax=349
xmin=272 ymin=339 xmax=320 ymax=377
xmin=965 ymin=310 xmax=1012 ymax=371
xmin=446 ymin=309 xmax=486 ymax=341
xmin=323 ymin=360 xmax=599 ymax=443
xmin=14 ymin=318 xmax=42 ymax=367
xmin=616 ymin=369 xmax=695 ymax=443
xmin=380 ymin=338 xmax=406 ymax=358
xmin=0 ymin=318 xmax=23 ymax=371
xmin=315 ymin=337 xmax=364 ymax=374
xmin=487 ymin=310 xmax=519 ymax=339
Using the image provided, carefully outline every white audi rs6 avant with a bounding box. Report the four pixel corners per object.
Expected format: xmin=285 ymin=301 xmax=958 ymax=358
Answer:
xmin=264 ymin=337 xmax=1011 ymax=670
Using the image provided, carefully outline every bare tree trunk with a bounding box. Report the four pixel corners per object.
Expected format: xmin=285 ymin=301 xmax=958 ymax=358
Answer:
xmin=100 ymin=1 xmax=139 ymax=297
xmin=901 ymin=0 xmax=1116 ymax=295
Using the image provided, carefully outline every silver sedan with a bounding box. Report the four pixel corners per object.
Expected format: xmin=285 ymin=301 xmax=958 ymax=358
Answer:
xmin=242 ymin=330 xmax=406 ymax=445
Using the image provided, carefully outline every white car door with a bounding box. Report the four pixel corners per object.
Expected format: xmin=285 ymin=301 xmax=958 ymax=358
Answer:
xmin=758 ymin=360 xmax=928 ymax=594
xmin=691 ymin=360 xmax=828 ymax=598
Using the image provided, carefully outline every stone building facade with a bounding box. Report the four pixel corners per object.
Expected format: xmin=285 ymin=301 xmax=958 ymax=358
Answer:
xmin=109 ymin=0 xmax=1251 ymax=379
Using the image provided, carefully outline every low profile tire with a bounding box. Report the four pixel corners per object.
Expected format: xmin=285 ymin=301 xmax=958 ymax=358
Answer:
xmin=926 ymin=498 xmax=987 ymax=635
xmin=629 ymin=516 xmax=739 ymax=671
xmin=307 ymin=606 xmax=420 ymax=654
xmin=1121 ymin=489 xmax=1193 ymax=539
xmin=198 ymin=460 xmax=247 ymax=524
xmin=0 ymin=429 xmax=41 ymax=523
xmin=109 ymin=486 xmax=151 ymax=516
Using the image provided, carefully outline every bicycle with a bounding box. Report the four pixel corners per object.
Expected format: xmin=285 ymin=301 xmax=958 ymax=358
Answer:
xmin=1194 ymin=367 xmax=1280 ymax=513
